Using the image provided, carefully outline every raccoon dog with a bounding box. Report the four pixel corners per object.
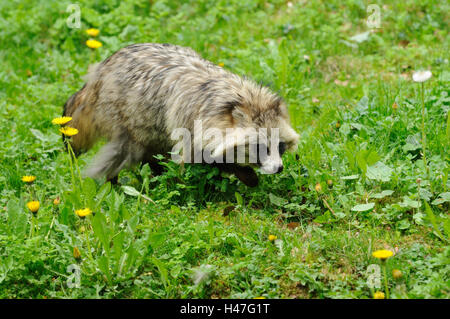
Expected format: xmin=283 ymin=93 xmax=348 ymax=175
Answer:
xmin=63 ymin=43 xmax=299 ymax=187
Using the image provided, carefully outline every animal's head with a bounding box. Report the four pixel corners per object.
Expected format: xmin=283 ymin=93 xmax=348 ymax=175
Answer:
xmin=207 ymin=83 xmax=299 ymax=174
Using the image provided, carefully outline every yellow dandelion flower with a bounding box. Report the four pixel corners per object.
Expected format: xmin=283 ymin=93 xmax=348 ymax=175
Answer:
xmin=218 ymin=62 xmax=225 ymax=67
xmin=392 ymin=269 xmax=403 ymax=279
xmin=27 ymin=201 xmax=40 ymax=213
xmin=372 ymin=249 xmax=393 ymax=261
xmin=254 ymin=297 xmax=266 ymax=299
xmin=85 ymin=28 xmax=100 ymax=37
xmin=52 ymin=116 xmax=72 ymax=125
xmin=268 ymin=235 xmax=277 ymax=241
xmin=75 ymin=208 xmax=92 ymax=218
xmin=86 ymin=39 xmax=102 ymax=49
xmin=373 ymin=291 xmax=385 ymax=299
xmin=59 ymin=127 xmax=79 ymax=137
xmin=73 ymin=247 xmax=81 ymax=260
xmin=22 ymin=175 xmax=36 ymax=183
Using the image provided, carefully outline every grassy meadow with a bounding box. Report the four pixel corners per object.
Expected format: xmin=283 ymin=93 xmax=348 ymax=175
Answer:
xmin=0 ymin=0 xmax=449 ymax=299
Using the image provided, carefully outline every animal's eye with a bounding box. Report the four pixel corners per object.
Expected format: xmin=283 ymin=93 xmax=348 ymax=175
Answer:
xmin=279 ymin=142 xmax=286 ymax=155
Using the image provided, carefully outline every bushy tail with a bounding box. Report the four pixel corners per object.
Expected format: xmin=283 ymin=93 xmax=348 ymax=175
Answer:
xmin=83 ymin=133 xmax=144 ymax=181
xmin=62 ymin=84 xmax=98 ymax=155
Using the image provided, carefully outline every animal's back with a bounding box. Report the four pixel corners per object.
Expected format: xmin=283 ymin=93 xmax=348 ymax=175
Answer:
xmin=65 ymin=43 xmax=227 ymax=152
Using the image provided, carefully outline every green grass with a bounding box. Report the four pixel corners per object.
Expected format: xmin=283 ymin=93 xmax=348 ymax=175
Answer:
xmin=0 ymin=0 xmax=449 ymax=299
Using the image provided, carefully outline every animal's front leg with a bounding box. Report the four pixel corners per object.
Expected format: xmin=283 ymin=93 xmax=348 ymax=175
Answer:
xmin=233 ymin=165 xmax=259 ymax=187
xmin=216 ymin=163 xmax=259 ymax=187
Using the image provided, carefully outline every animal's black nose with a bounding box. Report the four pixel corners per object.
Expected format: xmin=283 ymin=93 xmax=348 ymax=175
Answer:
xmin=276 ymin=165 xmax=283 ymax=173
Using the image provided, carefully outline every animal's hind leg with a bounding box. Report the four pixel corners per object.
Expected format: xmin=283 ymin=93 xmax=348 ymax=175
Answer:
xmin=142 ymin=150 xmax=166 ymax=176
xmin=108 ymin=175 xmax=119 ymax=185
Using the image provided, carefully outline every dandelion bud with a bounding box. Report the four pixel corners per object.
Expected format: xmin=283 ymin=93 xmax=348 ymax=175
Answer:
xmin=53 ymin=197 xmax=60 ymax=205
xmin=392 ymin=269 xmax=403 ymax=279
xmin=315 ymin=183 xmax=322 ymax=192
xmin=73 ymin=247 xmax=81 ymax=260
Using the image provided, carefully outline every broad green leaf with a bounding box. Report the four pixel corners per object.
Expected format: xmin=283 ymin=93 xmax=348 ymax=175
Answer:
xmin=349 ymin=123 xmax=363 ymax=130
xmin=94 ymin=182 xmax=111 ymax=210
xmin=269 ymin=193 xmax=288 ymax=207
xmin=97 ymin=256 xmax=111 ymax=283
xmin=124 ymin=245 xmax=139 ymax=273
xmin=59 ymin=205 xmax=70 ymax=225
xmin=366 ymin=162 xmax=392 ymax=182
xmin=122 ymin=185 xmax=140 ymax=197
xmin=351 ymin=203 xmax=375 ymax=212
xmin=127 ymin=215 xmax=139 ymax=234
xmin=235 ymin=192 xmax=243 ymax=206
xmin=340 ymin=174 xmax=359 ymax=180
xmin=140 ymin=163 xmax=151 ymax=178
xmin=7 ymin=199 xmax=27 ymax=238
xmin=82 ymin=177 xmax=97 ymax=206
xmin=403 ymin=134 xmax=422 ymax=152
xmin=399 ymin=196 xmax=420 ymax=209
xmin=30 ymin=128 xmax=59 ymax=143
xmin=152 ymin=257 xmax=168 ymax=286
xmin=443 ymin=219 xmax=450 ymax=239
xmin=431 ymin=192 xmax=450 ymax=205
xmin=91 ymin=213 xmax=110 ymax=254
xmin=356 ymin=152 xmax=368 ymax=173
xmin=146 ymin=232 xmax=166 ymax=250
xmin=370 ymin=190 xmax=394 ymax=199
xmin=397 ymin=219 xmax=411 ymax=230
xmin=424 ymin=201 xmax=445 ymax=241
xmin=313 ymin=210 xmax=334 ymax=224
xmin=113 ymin=231 xmax=125 ymax=262
xmin=446 ymin=111 xmax=450 ymax=142
xmin=122 ymin=185 xmax=154 ymax=203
